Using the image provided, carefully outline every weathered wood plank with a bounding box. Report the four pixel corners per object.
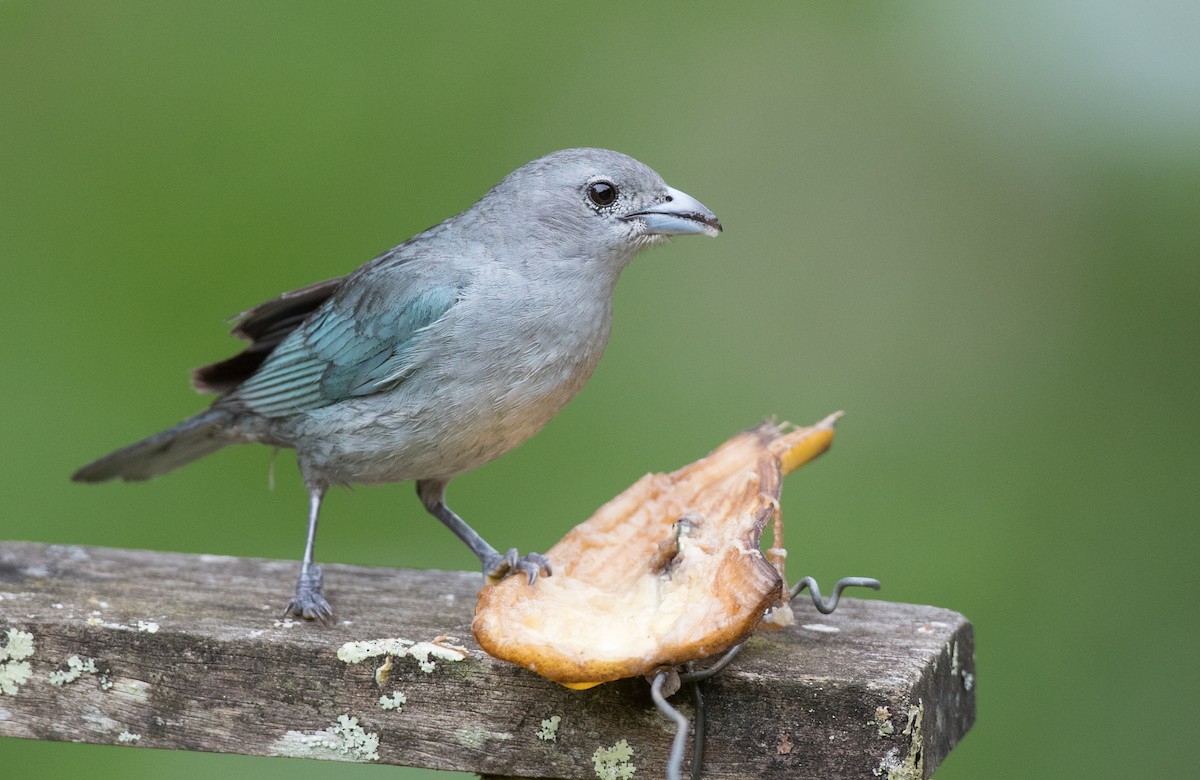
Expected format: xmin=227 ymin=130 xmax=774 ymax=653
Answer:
xmin=0 ymin=541 xmax=974 ymax=778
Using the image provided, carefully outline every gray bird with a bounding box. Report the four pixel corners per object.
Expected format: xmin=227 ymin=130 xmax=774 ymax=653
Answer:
xmin=73 ymin=148 xmax=722 ymax=620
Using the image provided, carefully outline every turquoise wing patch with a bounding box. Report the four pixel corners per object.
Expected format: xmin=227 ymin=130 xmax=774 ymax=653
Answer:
xmin=235 ymin=284 xmax=457 ymax=417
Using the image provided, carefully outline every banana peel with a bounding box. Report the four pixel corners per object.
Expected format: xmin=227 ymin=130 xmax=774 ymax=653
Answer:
xmin=472 ymin=413 xmax=842 ymax=688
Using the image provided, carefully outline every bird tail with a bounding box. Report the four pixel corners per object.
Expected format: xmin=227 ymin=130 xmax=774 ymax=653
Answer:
xmin=72 ymin=408 xmax=236 ymax=483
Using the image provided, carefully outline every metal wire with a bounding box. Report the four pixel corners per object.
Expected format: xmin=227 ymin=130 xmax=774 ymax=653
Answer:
xmin=650 ymin=573 xmax=882 ymax=778
xmin=791 ymin=575 xmax=881 ymax=614
xmin=651 ymin=670 xmax=691 ymax=780
xmin=678 ymin=642 xmax=745 ymax=684
xmin=689 ymin=672 xmax=706 ymax=780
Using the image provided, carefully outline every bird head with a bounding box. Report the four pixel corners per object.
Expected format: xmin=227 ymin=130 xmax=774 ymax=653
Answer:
xmin=478 ymin=148 xmax=721 ymax=264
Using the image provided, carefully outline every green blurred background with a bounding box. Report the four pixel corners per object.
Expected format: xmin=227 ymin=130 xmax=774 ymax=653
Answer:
xmin=2 ymin=1 xmax=1197 ymax=777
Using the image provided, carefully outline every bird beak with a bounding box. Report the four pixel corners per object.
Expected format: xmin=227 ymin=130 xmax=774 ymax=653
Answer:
xmin=624 ymin=186 xmax=722 ymax=238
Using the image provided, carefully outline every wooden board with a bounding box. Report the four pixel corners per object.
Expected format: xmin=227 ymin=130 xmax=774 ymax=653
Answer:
xmin=0 ymin=541 xmax=974 ymax=778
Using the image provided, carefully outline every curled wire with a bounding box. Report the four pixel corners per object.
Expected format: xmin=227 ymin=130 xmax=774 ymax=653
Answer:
xmin=791 ymin=575 xmax=881 ymax=614
xmin=650 ymin=574 xmax=881 ymax=779
xmin=678 ymin=576 xmax=879 ymax=686
xmin=651 ymin=670 xmax=691 ymax=780
xmin=678 ymin=643 xmax=743 ymax=684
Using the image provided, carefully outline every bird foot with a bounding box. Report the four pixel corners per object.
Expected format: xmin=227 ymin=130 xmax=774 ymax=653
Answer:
xmin=285 ymin=565 xmax=333 ymax=621
xmin=484 ymin=548 xmax=552 ymax=585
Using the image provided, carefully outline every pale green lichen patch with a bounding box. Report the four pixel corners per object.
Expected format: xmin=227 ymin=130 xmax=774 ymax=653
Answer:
xmin=950 ymin=640 xmax=976 ymax=691
xmin=1 ymin=629 xmax=33 ymax=661
xmin=455 ymin=724 xmax=513 ymax=750
xmin=537 ymin=714 xmax=561 ymax=742
xmin=48 ymin=655 xmax=111 ymax=689
xmin=378 ymin=691 xmax=406 ymax=711
xmin=0 ymin=628 xmax=35 ymax=695
xmin=408 ymin=640 xmax=468 ymax=673
xmin=136 ymin=621 xmax=159 ymax=633
xmin=49 ymin=655 xmax=95 ymax=686
xmin=872 ymin=700 xmax=924 ymax=780
xmin=117 ymin=731 xmax=141 ymax=743
xmin=272 ymin=715 xmax=380 ymax=762
xmin=337 ymin=636 xmax=468 ymax=674
xmin=339 ymin=637 xmax=412 ymax=663
xmin=593 ymin=739 xmax=636 ymax=779
xmin=902 ymin=702 xmax=922 ymax=739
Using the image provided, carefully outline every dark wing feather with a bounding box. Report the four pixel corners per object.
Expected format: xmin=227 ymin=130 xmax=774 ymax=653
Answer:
xmin=191 ymin=276 xmax=345 ymax=394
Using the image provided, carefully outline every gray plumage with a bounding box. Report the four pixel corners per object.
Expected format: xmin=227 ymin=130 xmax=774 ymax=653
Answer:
xmin=74 ymin=148 xmax=721 ymax=619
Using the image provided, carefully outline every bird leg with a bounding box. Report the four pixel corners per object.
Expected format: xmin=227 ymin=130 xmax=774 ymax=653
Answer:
xmin=285 ymin=480 xmax=334 ymax=620
xmin=416 ymin=478 xmax=552 ymax=584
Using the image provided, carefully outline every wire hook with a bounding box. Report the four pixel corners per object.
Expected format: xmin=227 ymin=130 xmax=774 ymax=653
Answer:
xmin=653 ymin=573 xmax=881 ymax=779
xmin=651 ymin=670 xmax=691 ymax=780
xmin=791 ymin=575 xmax=881 ymax=614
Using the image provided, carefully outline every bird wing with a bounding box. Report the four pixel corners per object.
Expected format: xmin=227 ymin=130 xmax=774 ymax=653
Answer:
xmin=192 ymin=277 xmax=346 ymax=395
xmin=230 ymin=280 xmax=459 ymax=417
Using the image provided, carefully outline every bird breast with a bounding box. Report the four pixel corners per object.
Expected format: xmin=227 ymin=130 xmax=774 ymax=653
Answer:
xmin=287 ymin=266 xmax=616 ymax=485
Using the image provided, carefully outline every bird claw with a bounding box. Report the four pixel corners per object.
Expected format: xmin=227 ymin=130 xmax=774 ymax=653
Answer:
xmin=484 ymin=548 xmax=553 ymax=585
xmin=285 ymin=565 xmax=334 ymax=621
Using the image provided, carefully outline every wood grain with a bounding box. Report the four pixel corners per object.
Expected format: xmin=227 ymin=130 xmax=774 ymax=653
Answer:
xmin=0 ymin=541 xmax=973 ymax=778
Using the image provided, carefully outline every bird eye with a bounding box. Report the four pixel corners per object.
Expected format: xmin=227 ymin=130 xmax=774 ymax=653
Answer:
xmin=586 ymin=180 xmax=618 ymax=208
